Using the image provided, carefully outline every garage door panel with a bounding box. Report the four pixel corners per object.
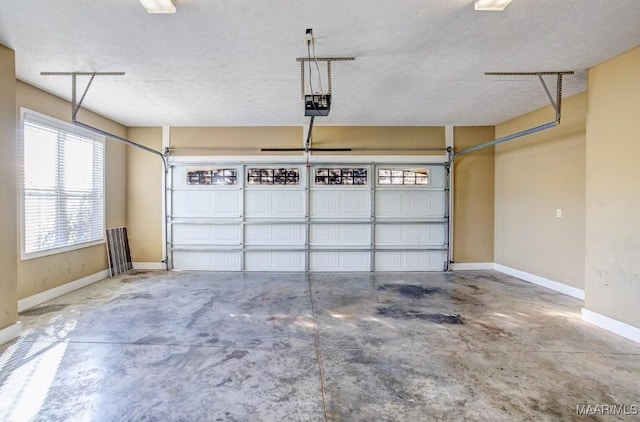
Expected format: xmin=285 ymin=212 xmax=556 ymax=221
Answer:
xmin=170 ymin=160 xmax=447 ymax=272
xmin=376 ymin=224 xmax=446 ymax=246
xmin=173 ymin=224 xmax=241 ymax=245
xmin=172 ymin=190 xmax=240 ymax=218
xmin=310 ymin=224 xmax=370 ymax=246
xmin=311 ymin=191 xmax=370 ymax=218
xmin=425 ymin=166 xmax=447 ymax=189
xmin=245 ymin=190 xmax=305 ymax=218
xmin=375 ymin=190 xmax=446 ymax=218
xmin=245 ymin=251 xmax=305 ymax=271
xmin=310 ymin=251 xmax=370 ymax=271
xmin=245 ymin=224 xmax=305 ymax=246
xmin=375 ymin=251 xmax=446 ymax=271
xmin=173 ymin=251 xmax=241 ymax=271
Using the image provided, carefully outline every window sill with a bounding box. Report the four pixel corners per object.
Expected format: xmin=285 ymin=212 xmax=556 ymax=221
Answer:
xmin=21 ymin=239 xmax=106 ymax=261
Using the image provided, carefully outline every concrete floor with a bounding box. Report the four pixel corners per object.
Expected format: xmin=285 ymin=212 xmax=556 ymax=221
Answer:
xmin=1 ymin=271 xmax=639 ymax=421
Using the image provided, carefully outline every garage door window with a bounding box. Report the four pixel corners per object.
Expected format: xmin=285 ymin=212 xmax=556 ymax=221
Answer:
xmin=314 ymin=167 xmax=367 ymax=185
xmin=378 ymin=168 xmax=429 ymax=185
xmin=186 ymin=168 xmax=237 ymax=185
xmin=247 ymin=168 xmax=300 ymax=185
xmin=20 ymin=110 xmax=105 ymax=259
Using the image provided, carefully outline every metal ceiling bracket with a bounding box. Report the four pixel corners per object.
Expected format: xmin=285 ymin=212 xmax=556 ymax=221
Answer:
xmin=537 ymin=74 xmax=557 ymax=114
xmin=41 ymin=72 xmax=126 ymax=121
xmin=451 ymin=70 xmax=574 ymax=162
xmin=295 ymin=57 xmax=355 ymax=99
xmin=40 ymin=71 xmax=166 ymax=167
xmin=484 ymin=71 xmax=572 ymax=124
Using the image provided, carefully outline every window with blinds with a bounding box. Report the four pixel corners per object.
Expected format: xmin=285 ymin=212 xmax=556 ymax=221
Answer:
xmin=21 ymin=110 xmax=105 ymax=259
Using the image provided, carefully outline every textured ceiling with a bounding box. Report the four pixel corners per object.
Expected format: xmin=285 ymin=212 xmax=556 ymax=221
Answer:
xmin=0 ymin=0 xmax=639 ymax=127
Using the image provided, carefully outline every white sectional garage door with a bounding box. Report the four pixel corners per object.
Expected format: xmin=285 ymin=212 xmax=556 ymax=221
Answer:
xmin=168 ymin=159 xmax=447 ymax=272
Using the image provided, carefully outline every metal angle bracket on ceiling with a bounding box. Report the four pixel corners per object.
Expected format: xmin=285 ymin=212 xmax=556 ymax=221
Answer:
xmin=295 ymin=57 xmax=355 ymax=99
xmin=484 ymin=71 xmax=574 ymax=125
xmin=450 ymin=70 xmax=574 ymax=162
xmin=40 ymin=71 xmax=167 ymax=169
xmin=40 ymin=71 xmax=125 ymax=122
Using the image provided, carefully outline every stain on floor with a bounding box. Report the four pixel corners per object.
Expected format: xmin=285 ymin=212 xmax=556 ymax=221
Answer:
xmin=471 ymin=320 xmax=513 ymax=337
xmin=378 ymin=283 xmax=441 ymax=298
xmin=120 ymin=276 xmax=150 ymax=283
xmin=124 ymin=270 xmax=153 ymax=276
xmin=376 ymin=306 xmax=464 ymax=324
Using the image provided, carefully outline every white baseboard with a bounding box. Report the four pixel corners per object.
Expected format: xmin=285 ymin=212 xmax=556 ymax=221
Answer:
xmin=451 ymin=262 xmax=495 ymax=271
xmin=18 ymin=269 xmax=110 ymax=312
xmin=132 ymin=262 xmax=165 ymax=270
xmin=582 ymin=308 xmax=640 ymax=345
xmin=494 ymin=263 xmax=585 ymax=300
xmin=0 ymin=321 xmax=22 ymax=346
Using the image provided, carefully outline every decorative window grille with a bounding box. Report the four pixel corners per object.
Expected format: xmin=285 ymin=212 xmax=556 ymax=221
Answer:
xmin=186 ymin=168 xmax=237 ymax=185
xmin=314 ymin=168 xmax=367 ymax=185
xmin=247 ymin=168 xmax=300 ymax=185
xmin=378 ymin=168 xmax=429 ymax=185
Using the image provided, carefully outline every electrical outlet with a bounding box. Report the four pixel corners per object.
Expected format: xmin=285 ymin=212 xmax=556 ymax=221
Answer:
xmin=556 ymin=209 xmax=562 ymax=218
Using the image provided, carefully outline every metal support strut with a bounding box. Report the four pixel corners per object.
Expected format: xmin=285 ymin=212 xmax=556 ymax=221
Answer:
xmin=446 ymin=71 xmax=573 ymax=268
xmin=305 ymin=116 xmax=315 ymax=166
xmin=41 ymin=71 xmax=171 ymax=270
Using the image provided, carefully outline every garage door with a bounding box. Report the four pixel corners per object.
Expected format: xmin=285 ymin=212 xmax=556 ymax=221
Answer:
xmin=168 ymin=159 xmax=448 ymax=271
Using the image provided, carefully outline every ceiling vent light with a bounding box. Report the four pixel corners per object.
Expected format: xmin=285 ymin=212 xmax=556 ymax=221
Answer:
xmin=138 ymin=0 xmax=176 ymax=14
xmin=474 ymin=0 xmax=512 ymax=11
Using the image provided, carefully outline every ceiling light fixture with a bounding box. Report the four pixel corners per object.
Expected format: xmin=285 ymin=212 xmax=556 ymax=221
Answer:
xmin=474 ymin=0 xmax=512 ymax=11
xmin=138 ymin=0 xmax=176 ymax=14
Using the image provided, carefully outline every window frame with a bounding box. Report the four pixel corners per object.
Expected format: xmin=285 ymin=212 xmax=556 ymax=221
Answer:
xmin=312 ymin=166 xmax=369 ymax=187
xmin=246 ymin=167 xmax=301 ymax=186
xmin=376 ymin=166 xmax=430 ymax=187
xmin=185 ymin=167 xmax=238 ymax=186
xmin=19 ymin=108 xmax=106 ymax=260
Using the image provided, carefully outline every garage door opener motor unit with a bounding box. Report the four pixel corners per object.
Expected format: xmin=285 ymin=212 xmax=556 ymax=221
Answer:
xmin=305 ymin=94 xmax=331 ymax=116
xmin=298 ymin=28 xmax=353 ymax=118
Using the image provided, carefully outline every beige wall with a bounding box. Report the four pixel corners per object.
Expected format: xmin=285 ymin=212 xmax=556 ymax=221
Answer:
xmin=127 ymin=127 xmax=164 ymax=262
xmin=16 ymin=82 xmax=127 ymax=299
xmin=312 ymin=126 xmax=445 ymax=155
xmin=170 ymin=126 xmax=303 ymax=155
xmin=494 ymin=92 xmax=587 ymax=289
xmin=0 ymin=45 xmax=17 ymax=330
xmin=170 ymin=126 xmax=445 ymax=157
xmin=585 ymin=46 xmax=640 ymax=327
xmin=453 ymin=126 xmax=495 ymax=263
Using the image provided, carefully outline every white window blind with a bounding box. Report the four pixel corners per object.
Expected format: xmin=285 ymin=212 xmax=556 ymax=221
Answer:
xmin=21 ymin=110 xmax=105 ymax=259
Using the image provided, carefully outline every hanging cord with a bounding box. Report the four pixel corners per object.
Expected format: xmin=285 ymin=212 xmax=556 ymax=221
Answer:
xmin=307 ymin=40 xmax=315 ymax=95
xmin=311 ymin=35 xmax=325 ymax=95
xmin=307 ymin=37 xmax=328 ymax=117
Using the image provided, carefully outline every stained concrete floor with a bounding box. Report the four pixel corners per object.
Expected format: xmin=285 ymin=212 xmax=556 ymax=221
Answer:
xmin=1 ymin=271 xmax=639 ymax=422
